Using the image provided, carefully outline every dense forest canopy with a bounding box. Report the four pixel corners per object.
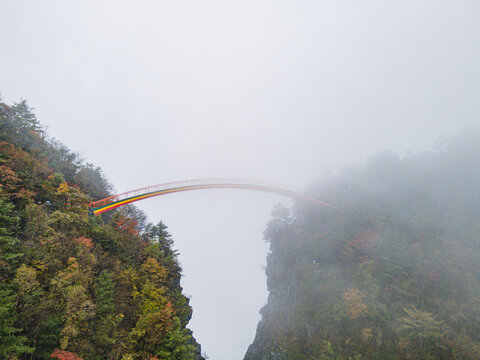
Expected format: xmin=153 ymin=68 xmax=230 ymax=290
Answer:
xmin=245 ymin=128 xmax=480 ymax=360
xmin=0 ymin=99 xmax=204 ymax=360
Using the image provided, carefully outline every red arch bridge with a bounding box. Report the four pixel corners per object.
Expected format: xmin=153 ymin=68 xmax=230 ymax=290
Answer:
xmin=89 ymin=178 xmax=336 ymax=216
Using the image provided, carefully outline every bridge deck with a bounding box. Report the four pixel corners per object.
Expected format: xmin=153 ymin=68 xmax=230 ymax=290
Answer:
xmin=89 ymin=178 xmax=335 ymax=216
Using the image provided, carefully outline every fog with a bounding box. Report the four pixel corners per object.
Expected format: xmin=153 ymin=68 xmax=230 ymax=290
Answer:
xmin=1 ymin=1 xmax=479 ymax=359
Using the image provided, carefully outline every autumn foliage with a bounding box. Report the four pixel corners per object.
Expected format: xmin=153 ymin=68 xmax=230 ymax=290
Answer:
xmin=50 ymin=349 xmax=84 ymax=360
xmin=0 ymin=100 xmax=203 ymax=359
xmin=74 ymin=237 xmax=93 ymax=249
xmin=342 ymin=288 xmax=368 ymax=320
xmin=246 ymin=131 xmax=480 ymax=360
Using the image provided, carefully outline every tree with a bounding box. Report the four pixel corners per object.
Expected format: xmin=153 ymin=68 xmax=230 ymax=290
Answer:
xmin=127 ymin=281 xmax=195 ymax=360
xmin=93 ymin=270 xmax=123 ymax=358
xmin=0 ymin=194 xmax=22 ymax=280
xmin=50 ymin=348 xmax=84 ymax=360
xmin=0 ymin=288 xmax=33 ymax=358
xmin=0 ymin=197 xmax=33 ymax=357
xmin=396 ymin=305 xmax=447 ymax=357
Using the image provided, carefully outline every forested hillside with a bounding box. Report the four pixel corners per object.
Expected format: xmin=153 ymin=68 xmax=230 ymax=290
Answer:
xmin=245 ymin=130 xmax=480 ymax=360
xmin=0 ymin=99 xmax=203 ymax=360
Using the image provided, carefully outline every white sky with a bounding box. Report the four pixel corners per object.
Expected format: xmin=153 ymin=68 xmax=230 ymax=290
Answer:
xmin=1 ymin=1 xmax=479 ymax=359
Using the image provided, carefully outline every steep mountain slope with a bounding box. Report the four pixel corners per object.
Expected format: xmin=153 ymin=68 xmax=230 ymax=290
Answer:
xmin=0 ymin=99 xmax=203 ymax=360
xmin=245 ymin=130 xmax=480 ymax=360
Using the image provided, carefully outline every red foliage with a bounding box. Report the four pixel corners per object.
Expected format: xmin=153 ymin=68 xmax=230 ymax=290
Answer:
xmin=50 ymin=349 xmax=84 ymax=360
xmin=0 ymin=142 xmax=37 ymax=199
xmin=0 ymin=165 xmax=21 ymax=190
xmin=0 ymin=141 xmax=17 ymax=158
xmin=343 ymin=231 xmax=376 ymax=262
xmin=74 ymin=236 xmax=94 ymax=249
xmin=116 ymin=217 xmax=139 ymax=236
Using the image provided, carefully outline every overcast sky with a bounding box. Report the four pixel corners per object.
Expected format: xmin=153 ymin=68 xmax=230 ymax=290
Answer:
xmin=1 ymin=1 xmax=479 ymax=359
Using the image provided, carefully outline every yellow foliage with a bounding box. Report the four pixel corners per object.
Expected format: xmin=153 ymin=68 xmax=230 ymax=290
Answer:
xmin=14 ymin=264 xmax=40 ymax=296
xmin=56 ymin=181 xmax=70 ymax=195
xmin=141 ymin=257 xmax=168 ymax=285
xmin=67 ymin=257 xmax=79 ymax=270
xmin=342 ymin=288 xmax=368 ymax=320
xmin=361 ymin=327 xmax=372 ymax=342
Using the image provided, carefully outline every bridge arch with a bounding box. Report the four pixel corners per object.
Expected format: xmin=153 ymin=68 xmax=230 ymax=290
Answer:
xmin=89 ymin=178 xmax=336 ymax=216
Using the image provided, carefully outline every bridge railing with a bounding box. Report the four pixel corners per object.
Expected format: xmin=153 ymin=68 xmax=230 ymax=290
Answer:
xmin=89 ymin=178 xmax=291 ymax=209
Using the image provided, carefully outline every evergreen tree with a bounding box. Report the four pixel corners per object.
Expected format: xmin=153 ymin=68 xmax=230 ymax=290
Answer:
xmin=93 ymin=270 xmax=123 ymax=359
xmin=0 ymin=194 xmax=33 ymax=358
xmin=0 ymin=288 xmax=33 ymax=358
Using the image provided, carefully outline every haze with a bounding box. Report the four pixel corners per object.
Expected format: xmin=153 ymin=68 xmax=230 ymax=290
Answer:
xmin=1 ymin=1 xmax=479 ymax=359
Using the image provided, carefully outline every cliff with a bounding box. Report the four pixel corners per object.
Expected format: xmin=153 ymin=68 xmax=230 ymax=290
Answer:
xmin=0 ymin=99 xmax=203 ymax=360
xmin=246 ymin=130 xmax=480 ymax=360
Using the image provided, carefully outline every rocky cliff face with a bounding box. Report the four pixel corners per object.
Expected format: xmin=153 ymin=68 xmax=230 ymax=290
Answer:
xmin=245 ymin=130 xmax=480 ymax=360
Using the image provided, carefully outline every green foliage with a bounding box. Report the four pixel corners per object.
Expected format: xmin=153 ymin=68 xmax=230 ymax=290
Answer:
xmin=0 ymin=288 xmax=34 ymax=358
xmin=0 ymin=194 xmax=22 ymax=279
xmin=246 ymin=129 xmax=480 ymax=360
xmin=92 ymin=270 xmax=123 ymax=358
xmin=395 ymin=305 xmax=447 ymax=358
xmin=126 ymin=281 xmax=194 ymax=359
xmin=0 ymin=99 xmax=203 ymax=359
